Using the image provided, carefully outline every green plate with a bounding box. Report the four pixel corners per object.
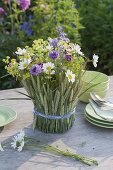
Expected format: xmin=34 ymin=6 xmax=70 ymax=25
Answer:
xmin=85 ymin=103 xmax=112 ymax=121
xmin=85 ymin=112 xmax=113 ymax=125
xmin=85 ymin=104 xmax=113 ymax=123
xmin=0 ymin=106 xmax=17 ymax=127
xmin=85 ymin=114 xmax=113 ymax=128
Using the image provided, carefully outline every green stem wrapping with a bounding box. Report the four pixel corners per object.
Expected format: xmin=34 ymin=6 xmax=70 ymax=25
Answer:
xmin=22 ymin=73 xmax=82 ymax=133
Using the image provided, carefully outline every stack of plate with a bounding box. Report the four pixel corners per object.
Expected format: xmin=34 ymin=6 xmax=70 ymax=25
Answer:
xmin=85 ymin=103 xmax=113 ymax=128
xmin=80 ymin=71 xmax=109 ymax=103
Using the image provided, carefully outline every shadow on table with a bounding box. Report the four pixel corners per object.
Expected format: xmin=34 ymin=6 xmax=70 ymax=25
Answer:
xmin=0 ymin=125 xmax=90 ymax=170
xmin=0 ymin=126 xmax=4 ymax=133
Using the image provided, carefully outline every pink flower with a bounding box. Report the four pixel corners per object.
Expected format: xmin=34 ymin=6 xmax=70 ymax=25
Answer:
xmin=3 ymin=0 xmax=10 ymax=4
xmin=17 ymin=0 xmax=31 ymax=11
xmin=0 ymin=7 xmax=5 ymax=15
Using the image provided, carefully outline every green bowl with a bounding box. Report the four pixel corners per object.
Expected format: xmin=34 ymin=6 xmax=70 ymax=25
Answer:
xmin=79 ymin=87 xmax=109 ymax=103
xmin=82 ymin=71 xmax=109 ymax=90
xmin=82 ymin=84 xmax=109 ymax=93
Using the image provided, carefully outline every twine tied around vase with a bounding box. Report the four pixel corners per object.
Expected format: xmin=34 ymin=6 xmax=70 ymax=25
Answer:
xmin=33 ymin=108 xmax=76 ymax=120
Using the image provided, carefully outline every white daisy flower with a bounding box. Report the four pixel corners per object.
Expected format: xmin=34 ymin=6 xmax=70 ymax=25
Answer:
xmin=73 ymin=44 xmax=84 ymax=56
xmin=43 ymin=62 xmax=55 ymax=74
xmin=18 ymin=58 xmax=31 ymax=70
xmin=0 ymin=143 xmax=4 ymax=152
xmin=15 ymin=48 xmax=27 ymax=55
xmin=11 ymin=130 xmax=25 ymax=152
xmin=93 ymin=54 xmax=99 ymax=67
xmin=65 ymin=70 xmax=75 ymax=83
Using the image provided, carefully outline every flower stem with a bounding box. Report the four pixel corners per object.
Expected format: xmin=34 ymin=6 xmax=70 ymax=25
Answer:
xmin=43 ymin=145 xmax=98 ymax=166
xmin=25 ymin=140 xmax=98 ymax=166
xmin=9 ymin=1 xmax=14 ymax=35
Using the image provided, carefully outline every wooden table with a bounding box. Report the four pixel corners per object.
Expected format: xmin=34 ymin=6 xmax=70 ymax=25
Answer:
xmin=0 ymin=77 xmax=113 ymax=170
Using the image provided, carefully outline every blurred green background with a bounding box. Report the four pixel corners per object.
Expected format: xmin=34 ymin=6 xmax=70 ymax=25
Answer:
xmin=0 ymin=0 xmax=113 ymax=90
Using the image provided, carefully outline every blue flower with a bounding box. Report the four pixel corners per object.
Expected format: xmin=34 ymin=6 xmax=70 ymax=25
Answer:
xmin=20 ymin=21 xmax=33 ymax=36
xmin=30 ymin=64 xmax=42 ymax=75
xmin=49 ymin=38 xmax=58 ymax=47
xmin=57 ymin=26 xmax=63 ymax=32
xmin=56 ymin=26 xmax=70 ymax=42
xmin=49 ymin=51 xmax=59 ymax=60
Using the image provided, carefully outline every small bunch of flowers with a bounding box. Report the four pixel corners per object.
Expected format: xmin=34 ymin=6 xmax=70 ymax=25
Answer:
xmin=3 ymin=26 xmax=99 ymax=83
xmin=0 ymin=130 xmax=98 ymax=166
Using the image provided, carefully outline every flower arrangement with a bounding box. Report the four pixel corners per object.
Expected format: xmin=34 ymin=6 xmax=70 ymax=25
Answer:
xmin=3 ymin=27 xmax=99 ymax=133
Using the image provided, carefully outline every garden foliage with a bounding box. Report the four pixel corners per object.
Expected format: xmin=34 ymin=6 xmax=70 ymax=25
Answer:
xmin=31 ymin=0 xmax=82 ymax=43
xmin=0 ymin=0 xmax=81 ymax=89
xmin=76 ymin=0 xmax=113 ymax=75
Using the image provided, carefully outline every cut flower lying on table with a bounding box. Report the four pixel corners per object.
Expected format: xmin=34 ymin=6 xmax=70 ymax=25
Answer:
xmin=0 ymin=130 xmax=98 ymax=166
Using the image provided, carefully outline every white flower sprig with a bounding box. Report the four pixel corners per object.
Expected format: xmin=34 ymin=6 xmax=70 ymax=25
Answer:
xmin=18 ymin=58 xmax=31 ymax=70
xmin=93 ymin=54 xmax=99 ymax=67
xmin=11 ymin=130 xmax=25 ymax=152
xmin=15 ymin=48 xmax=27 ymax=55
xmin=0 ymin=143 xmax=4 ymax=152
xmin=73 ymin=44 xmax=84 ymax=56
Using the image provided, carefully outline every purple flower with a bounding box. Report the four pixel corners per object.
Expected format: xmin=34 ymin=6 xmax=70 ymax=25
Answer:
xmin=61 ymin=37 xmax=70 ymax=42
xmin=17 ymin=0 xmax=31 ymax=11
xmin=49 ymin=51 xmax=59 ymax=60
xmin=59 ymin=31 xmax=67 ymax=38
xmin=20 ymin=21 xmax=33 ymax=36
xmin=0 ymin=7 xmax=4 ymax=15
xmin=30 ymin=64 xmax=42 ymax=75
xmin=56 ymin=26 xmax=70 ymax=42
xmin=49 ymin=38 xmax=58 ymax=47
xmin=57 ymin=26 xmax=63 ymax=32
xmin=65 ymin=54 xmax=72 ymax=61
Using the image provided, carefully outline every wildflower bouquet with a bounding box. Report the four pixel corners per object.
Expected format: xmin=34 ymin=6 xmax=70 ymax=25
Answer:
xmin=3 ymin=27 xmax=98 ymax=133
